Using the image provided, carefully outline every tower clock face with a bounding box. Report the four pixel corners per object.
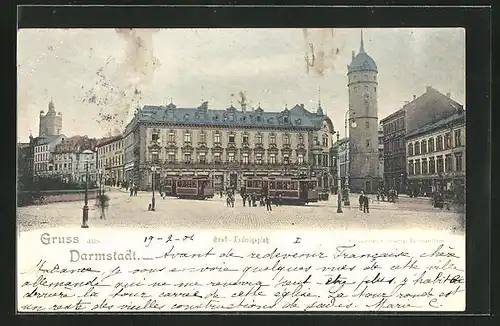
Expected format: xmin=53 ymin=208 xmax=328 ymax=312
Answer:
xmin=363 ymin=92 xmax=371 ymax=101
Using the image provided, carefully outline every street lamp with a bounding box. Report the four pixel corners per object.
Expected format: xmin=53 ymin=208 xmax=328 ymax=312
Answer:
xmin=335 ymin=132 xmax=343 ymax=213
xmin=150 ymin=166 xmax=157 ymax=211
xmin=81 ymin=162 xmax=89 ymax=228
xmin=343 ymin=109 xmax=356 ymax=206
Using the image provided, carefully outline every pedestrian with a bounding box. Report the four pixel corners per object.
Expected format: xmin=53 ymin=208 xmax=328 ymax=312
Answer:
xmin=97 ymin=193 xmax=109 ymax=220
xmin=363 ymin=194 xmax=370 ymax=213
xmin=265 ymin=196 xmax=272 ymax=211
xmin=359 ymin=191 xmax=364 ymax=211
xmin=278 ymin=193 xmax=283 ymax=206
xmin=130 ymin=186 xmax=134 ymax=197
xmin=134 ymin=186 xmax=138 ymax=196
xmin=242 ymin=194 xmax=247 ymax=207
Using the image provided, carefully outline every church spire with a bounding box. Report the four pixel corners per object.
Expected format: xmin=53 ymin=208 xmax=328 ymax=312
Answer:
xmin=359 ymin=29 xmax=365 ymax=53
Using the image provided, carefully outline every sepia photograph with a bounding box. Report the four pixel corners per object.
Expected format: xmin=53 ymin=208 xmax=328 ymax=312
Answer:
xmin=16 ymin=26 xmax=468 ymax=312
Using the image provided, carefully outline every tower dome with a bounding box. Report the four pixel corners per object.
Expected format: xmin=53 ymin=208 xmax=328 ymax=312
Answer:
xmin=348 ymin=30 xmax=378 ymax=74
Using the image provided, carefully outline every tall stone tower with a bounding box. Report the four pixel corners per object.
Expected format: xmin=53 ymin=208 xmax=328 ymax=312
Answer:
xmin=347 ymin=30 xmax=380 ymax=193
xmin=39 ymin=99 xmax=62 ymax=136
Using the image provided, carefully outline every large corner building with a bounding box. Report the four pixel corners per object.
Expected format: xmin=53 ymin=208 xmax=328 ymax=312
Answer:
xmin=123 ymin=101 xmax=335 ymax=191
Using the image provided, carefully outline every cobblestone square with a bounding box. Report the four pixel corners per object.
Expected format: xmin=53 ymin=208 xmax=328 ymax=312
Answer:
xmin=17 ymin=188 xmax=465 ymax=233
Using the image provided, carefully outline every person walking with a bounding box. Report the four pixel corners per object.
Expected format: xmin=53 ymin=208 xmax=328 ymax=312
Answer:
xmin=242 ymin=194 xmax=247 ymax=207
xmin=363 ymin=194 xmax=370 ymax=213
xmin=359 ymin=191 xmax=364 ymax=211
xmin=130 ymin=186 xmax=134 ymax=197
xmin=265 ymin=196 xmax=273 ymax=211
xmin=97 ymin=193 xmax=109 ymax=220
xmin=134 ymin=186 xmax=138 ymax=196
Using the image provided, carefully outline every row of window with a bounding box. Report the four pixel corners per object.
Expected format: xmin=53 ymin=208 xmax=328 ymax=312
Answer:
xmin=352 ymin=73 xmax=376 ymax=82
xmin=408 ymin=153 xmax=464 ymax=175
xmin=383 ymin=117 xmax=405 ymax=135
xmin=98 ymin=141 xmax=123 ymax=155
xmin=153 ymin=131 xmax=308 ymax=146
xmin=384 ymin=138 xmax=405 ymax=153
xmin=313 ymin=154 xmax=331 ymax=167
xmin=35 ymin=145 xmax=49 ymax=153
xmin=98 ymin=155 xmax=124 ymax=168
xmin=156 ymin=152 xmax=306 ymax=165
xmin=351 ymin=85 xmax=377 ymax=93
xmin=35 ymin=153 xmax=49 ymax=161
xmin=54 ymin=162 xmax=95 ymax=171
xmin=384 ymin=157 xmax=406 ymax=173
xmin=408 ymin=129 xmax=463 ymax=156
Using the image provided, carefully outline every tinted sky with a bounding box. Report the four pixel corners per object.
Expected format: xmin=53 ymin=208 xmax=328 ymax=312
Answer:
xmin=17 ymin=28 xmax=465 ymax=142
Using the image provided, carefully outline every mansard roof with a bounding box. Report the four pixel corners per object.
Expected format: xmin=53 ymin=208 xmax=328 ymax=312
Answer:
xmin=135 ymin=102 xmax=332 ymax=130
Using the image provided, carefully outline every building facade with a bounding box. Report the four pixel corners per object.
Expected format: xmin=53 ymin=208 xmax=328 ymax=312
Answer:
xmin=346 ymin=31 xmax=380 ymax=193
xmin=52 ymin=136 xmax=98 ymax=184
xmin=33 ymin=134 xmax=66 ymax=177
xmin=406 ymin=111 xmax=465 ymax=199
xmin=96 ymin=135 xmax=125 ymax=185
xmin=123 ymin=101 xmax=335 ymax=191
xmin=378 ymin=123 xmax=384 ymax=180
xmin=380 ymin=108 xmax=406 ymax=192
xmin=381 ymin=86 xmax=464 ymax=193
xmin=332 ymin=137 xmax=350 ymax=188
xmin=39 ymin=100 xmax=63 ymax=137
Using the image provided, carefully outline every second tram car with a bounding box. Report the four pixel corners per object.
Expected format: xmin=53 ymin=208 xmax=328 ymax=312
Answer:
xmin=160 ymin=177 xmax=178 ymax=197
xmin=267 ymin=177 xmax=319 ymax=205
xmin=242 ymin=176 xmax=267 ymax=200
xmin=174 ymin=176 xmax=215 ymax=199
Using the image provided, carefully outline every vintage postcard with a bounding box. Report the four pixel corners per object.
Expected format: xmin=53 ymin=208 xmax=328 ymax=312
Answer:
xmin=16 ymin=27 xmax=466 ymax=312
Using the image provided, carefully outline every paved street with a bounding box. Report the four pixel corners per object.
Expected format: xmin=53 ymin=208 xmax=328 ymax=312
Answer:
xmin=17 ymin=188 xmax=465 ymax=233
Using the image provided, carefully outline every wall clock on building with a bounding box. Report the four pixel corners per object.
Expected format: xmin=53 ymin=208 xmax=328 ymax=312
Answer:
xmin=363 ymin=92 xmax=371 ymax=102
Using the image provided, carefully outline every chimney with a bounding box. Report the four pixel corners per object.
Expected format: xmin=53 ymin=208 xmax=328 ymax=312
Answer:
xmin=446 ymin=92 xmax=451 ymax=98
xmin=413 ymin=95 xmax=416 ymax=101
xmin=352 ymin=51 xmax=355 ymax=60
xmin=426 ymin=86 xmax=432 ymax=92
xmin=241 ymin=103 xmax=247 ymax=113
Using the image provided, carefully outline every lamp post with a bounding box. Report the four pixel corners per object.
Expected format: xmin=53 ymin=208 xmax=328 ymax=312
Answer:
xmin=151 ymin=166 xmax=157 ymax=211
xmin=335 ymin=132 xmax=343 ymax=213
xmin=344 ymin=109 xmax=356 ymax=206
xmin=81 ymin=162 xmax=89 ymax=228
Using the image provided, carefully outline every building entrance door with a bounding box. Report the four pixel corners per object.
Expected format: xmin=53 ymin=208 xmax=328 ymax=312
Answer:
xmin=365 ymin=180 xmax=372 ymax=193
xmin=230 ymin=173 xmax=237 ymax=189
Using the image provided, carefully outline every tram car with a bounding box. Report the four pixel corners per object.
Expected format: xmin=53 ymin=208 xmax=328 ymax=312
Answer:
xmin=266 ymin=176 xmax=319 ymax=205
xmin=174 ymin=176 xmax=215 ymax=200
xmin=242 ymin=176 xmax=268 ymax=200
xmin=160 ymin=177 xmax=178 ymax=197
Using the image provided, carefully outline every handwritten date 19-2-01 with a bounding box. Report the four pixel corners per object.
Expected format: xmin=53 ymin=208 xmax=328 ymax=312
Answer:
xmin=144 ymin=234 xmax=194 ymax=247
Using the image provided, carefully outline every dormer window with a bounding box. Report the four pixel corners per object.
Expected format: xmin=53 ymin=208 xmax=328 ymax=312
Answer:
xmin=256 ymin=116 xmax=261 ymax=122
xmin=283 ymin=117 xmax=289 ymax=124
xmin=152 ymin=132 xmax=159 ymax=143
xmin=168 ymin=131 xmax=175 ymax=142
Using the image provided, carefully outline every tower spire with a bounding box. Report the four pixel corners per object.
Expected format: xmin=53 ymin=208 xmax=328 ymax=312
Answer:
xmin=360 ymin=29 xmax=365 ymax=53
